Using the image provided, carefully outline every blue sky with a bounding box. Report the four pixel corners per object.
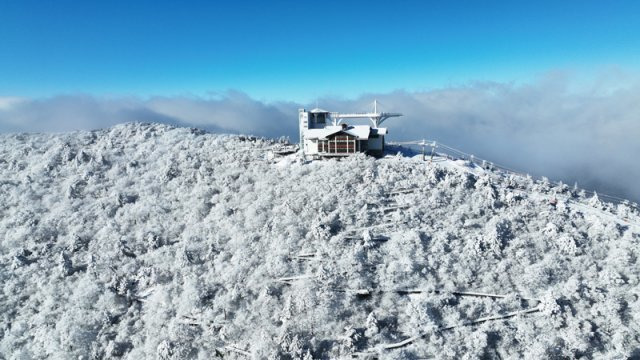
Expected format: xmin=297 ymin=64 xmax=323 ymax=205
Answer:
xmin=1 ymin=0 xmax=639 ymax=102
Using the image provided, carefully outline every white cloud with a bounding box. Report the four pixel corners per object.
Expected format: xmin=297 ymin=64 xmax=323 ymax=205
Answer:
xmin=0 ymin=96 xmax=26 ymax=110
xmin=1 ymin=74 xmax=639 ymax=202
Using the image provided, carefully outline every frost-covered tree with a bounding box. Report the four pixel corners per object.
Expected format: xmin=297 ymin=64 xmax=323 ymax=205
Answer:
xmin=0 ymin=123 xmax=638 ymax=358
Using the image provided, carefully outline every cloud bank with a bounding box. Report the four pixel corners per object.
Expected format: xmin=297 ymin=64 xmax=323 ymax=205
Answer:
xmin=1 ymin=76 xmax=639 ymax=202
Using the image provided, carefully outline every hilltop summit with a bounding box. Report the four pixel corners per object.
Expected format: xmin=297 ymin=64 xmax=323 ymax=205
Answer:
xmin=1 ymin=123 xmax=639 ymax=358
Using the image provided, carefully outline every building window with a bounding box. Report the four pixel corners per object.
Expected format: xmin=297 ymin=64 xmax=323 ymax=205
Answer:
xmin=318 ymin=132 xmax=361 ymax=154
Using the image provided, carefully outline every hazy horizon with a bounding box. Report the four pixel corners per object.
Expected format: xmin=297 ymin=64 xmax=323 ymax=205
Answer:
xmin=1 ymin=0 xmax=639 ymax=202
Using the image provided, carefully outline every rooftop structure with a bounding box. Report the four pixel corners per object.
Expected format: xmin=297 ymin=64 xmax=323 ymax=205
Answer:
xmin=299 ymin=101 xmax=402 ymax=158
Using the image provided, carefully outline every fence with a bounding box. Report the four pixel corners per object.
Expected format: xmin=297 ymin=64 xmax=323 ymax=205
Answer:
xmin=387 ymin=139 xmax=639 ymax=211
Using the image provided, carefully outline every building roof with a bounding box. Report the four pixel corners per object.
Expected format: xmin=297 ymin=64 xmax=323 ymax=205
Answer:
xmin=372 ymin=127 xmax=388 ymax=136
xmin=309 ymin=108 xmax=330 ymax=114
xmin=304 ymin=125 xmax=384 ymax=140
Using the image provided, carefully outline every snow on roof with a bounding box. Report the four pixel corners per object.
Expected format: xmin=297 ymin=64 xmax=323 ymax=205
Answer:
xmin=372 ymin=127 xmax=388 ymax=136
xmin=346 ymin=125 xmax=373 ymax=139
xmin=309 ymin=108 xmax=330 ymax=113
xmin=304 ymin=125 xmax=376 ymax=140
xmin=304 ymin=128 xmax=331 ymax=139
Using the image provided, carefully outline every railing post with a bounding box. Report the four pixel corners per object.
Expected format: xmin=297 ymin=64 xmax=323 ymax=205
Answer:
xmin=430 ymin=142 xmax=436 ymax=163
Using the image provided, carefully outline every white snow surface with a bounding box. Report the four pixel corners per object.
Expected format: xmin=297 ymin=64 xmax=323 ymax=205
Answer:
xmin=1 ymin=123 xmax=639 ymax=359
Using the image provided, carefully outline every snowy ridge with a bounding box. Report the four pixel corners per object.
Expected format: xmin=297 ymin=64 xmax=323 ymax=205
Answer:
xmin=1 ymin=123 xmax=639 ymax=359
xmin=388 ymin=140 xmax=639 ymax=210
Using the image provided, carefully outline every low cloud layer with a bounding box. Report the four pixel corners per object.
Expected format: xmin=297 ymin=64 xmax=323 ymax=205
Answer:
xmin=1 ymin=76 xmax=639 ymax=202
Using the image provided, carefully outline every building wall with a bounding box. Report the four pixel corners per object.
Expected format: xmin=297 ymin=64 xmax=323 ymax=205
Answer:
xmin=298 ymin=109 xmax=308 ymax=147
xmin=368 ymin=135 xmax=383 ymax=151
xmin=305 ymin=139 xmax=319 ymax=154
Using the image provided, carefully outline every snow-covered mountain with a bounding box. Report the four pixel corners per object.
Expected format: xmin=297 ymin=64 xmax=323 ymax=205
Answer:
xmin=1 ymin=123 xmax=639 ymax=359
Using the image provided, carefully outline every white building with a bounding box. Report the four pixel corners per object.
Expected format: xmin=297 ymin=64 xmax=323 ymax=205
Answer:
xmin=299 ymin=102 xmax=401 ymax=158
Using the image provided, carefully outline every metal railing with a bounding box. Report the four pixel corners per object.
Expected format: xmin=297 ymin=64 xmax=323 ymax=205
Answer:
xmin=387 ymin=139 xmax=640 ymax=211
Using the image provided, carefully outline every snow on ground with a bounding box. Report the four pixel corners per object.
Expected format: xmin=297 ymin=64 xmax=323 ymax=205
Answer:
xmin=1 ymin=123 xmax=639 ymax=359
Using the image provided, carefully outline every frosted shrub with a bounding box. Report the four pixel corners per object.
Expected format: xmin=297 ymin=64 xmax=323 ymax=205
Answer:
xmin=427 ymin=188 xmax=447 ymax=208
xmin=426 ymin=166 xmax=446 ymax=184
xmin=460 ymin=330 xmax=488 ymax=360
xmin=535 ymin=176 xmax=551 ymax=193
xmin=55 ymin=310 xmax=101 ymax=357
xmin=539 ymin=292 xmax=561 ymax=317
xmin=542 ymin=222 xmax=559 ymax=237
xmin=403 ymin=295 xmax=440 ymax=337
xmin=156 ymin=340 xmax=174 ymax=360
xmin=588 ymin=191 xmax=602 ymax=208
xmin=503 ymin=190 xmax=524 ymax=206
xmin=472 ymin=175 xmax=500 ymax=209
xmin=616 ymin=202 xmax=634 ymax=219
xmin=308 ymin=220 xmax=332 ymax=241
xmin=339 ymin=326 xmax=361 ymax=353
xmin=556 ymin=235 xmax=579 ymax=255
xmin=58 ymin=251 xmax=73 ymax=277
xmin=463 ymin=173 xmax=477 ymax=189
xmin=475 ymin=218 xmax=512 ymax=255
xmin=365 ymin=312 xmax=379 ymax=337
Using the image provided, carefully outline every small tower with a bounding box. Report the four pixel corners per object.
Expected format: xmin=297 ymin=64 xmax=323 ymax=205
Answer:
xmin=299 ymin=108 xmax=331 ymax=155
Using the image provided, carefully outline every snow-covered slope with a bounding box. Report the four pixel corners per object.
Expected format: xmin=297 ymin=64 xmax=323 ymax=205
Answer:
xmin=1 ymin=123 xmax=639 ymax=359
